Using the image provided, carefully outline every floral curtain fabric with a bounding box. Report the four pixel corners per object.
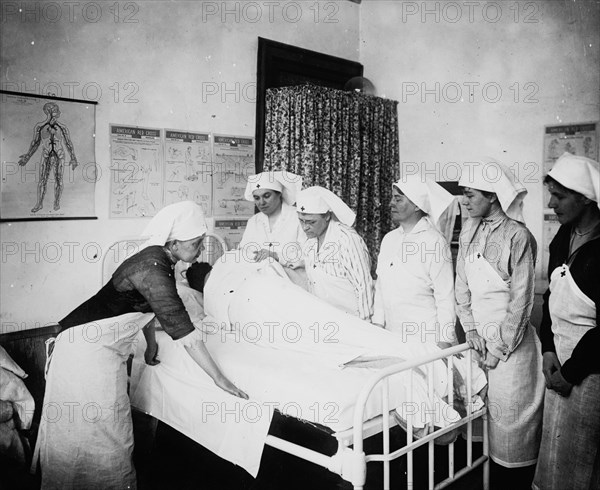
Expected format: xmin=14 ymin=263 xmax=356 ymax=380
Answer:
xmin=263 ymin=84 xmax=399 ymax=274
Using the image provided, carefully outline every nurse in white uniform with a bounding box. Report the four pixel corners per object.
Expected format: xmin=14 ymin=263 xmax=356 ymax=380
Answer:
xmin=239 ymin=171 xmax=306 ymax=286
xmin=456 ymin=158 xmax=544 ymax=489
xmin=296 ymin=186 xmax=374 ymax=321
xmin=373 ymin=174 xmax=457 ymax=348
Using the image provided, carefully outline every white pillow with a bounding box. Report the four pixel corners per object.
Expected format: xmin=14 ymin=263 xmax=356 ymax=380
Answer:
xmin=0 ymin=367 xmax=34 ymax=430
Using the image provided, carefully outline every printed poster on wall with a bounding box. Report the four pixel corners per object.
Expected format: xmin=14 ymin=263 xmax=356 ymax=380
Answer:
xmin=0 ymin=91 xmax=97 ymax=220
xmin=541 ymin=122 xmax=599 ymax=281
xmin=109 ymin=124 xmax=164 ymax=218
xmin=214 ymin=218 xmax=248 ymax=250
xmin=212 ymin=134 xmax=255 ymax=217
xmin=163 ymin=130 xmax=212 ymax=215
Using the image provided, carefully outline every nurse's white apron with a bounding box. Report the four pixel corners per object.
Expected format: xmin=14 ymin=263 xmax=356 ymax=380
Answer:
xmin=465 ymin=250 xmax=544 ymax=467
xmin=378 ymin=251 xmax=439 ymax=344
xmin=533 ymin=264 xmax=600 ymax=490
xmin=36 ymin=312 xmax=152 ymax=489
xmin=308 ymin=263 xmax=359 ymax=318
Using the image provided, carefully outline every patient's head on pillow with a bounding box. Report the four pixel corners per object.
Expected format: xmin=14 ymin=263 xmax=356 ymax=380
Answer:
xmin=186 ymin=262 xmax=212 ymax=293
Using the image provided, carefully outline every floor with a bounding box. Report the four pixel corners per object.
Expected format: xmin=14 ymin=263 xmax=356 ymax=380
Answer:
xmin=1 ymin=412 xmax=485 ymax=490
xmin=133 ymin=412 xmax=485 ymax=490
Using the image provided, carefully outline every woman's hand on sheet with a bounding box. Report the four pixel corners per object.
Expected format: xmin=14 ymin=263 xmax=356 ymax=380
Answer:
xmin=253 ymin=249 xmax=279 ymax=262
xmin=215 ymin=375 xmax=249 ymax=399
xmin=465 ymin=330 xmax=486 ymax=356
xmin=182 ymin=339 xmax=248 ymax=399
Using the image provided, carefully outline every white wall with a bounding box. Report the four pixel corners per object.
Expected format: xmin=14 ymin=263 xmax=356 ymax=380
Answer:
xmin=2 ymin=0 xmax=599 ymax=332
xmin=0 ymin=1 xmax=360 ymax=332
xmin=359 ymin=0 xmax=600 ymax=290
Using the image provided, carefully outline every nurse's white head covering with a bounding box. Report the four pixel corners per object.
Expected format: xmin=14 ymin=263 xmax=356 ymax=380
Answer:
xmin=547 ymin=152 xmax=600 ymax=210
xmin=142 ymin=201 xmax=208 ymax=246
xmin=244 ymin=171 xmax=302 ymax=205
xmin=458 ymin=157 xmax=527 ymax=222
xmin=296 ymin=186 xmax=356 ymax=227
xmin=393 ymin=174 xmax=455 ymax=229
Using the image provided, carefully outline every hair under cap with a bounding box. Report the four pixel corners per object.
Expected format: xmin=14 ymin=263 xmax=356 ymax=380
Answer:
xmin=459 ymin=157 xmax=527 ymax=222
xmin=244 ymin=171 xmax=302 ymax=205
xmin=142 ymin=201 xmax=208 ymax=246
xmin=547 ymin=152 xmax=600 ymax=210
xmin=393 ymin=174 xmax=455 ymax=229
xmin=296 ymin=186 xmax=356 ymax=227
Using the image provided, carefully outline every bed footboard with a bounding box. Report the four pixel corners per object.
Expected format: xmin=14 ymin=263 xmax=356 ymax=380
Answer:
xmin=263 ymin=343 xmax=489 ymax=490
xmin=348 ymin=343 xmax=488 ymax=490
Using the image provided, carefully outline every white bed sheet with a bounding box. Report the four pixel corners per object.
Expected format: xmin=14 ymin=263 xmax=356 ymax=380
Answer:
xmin=130 ymin=254 xmax=487 ymax=478
xmin=130 ymin=320 xmax=467 ymax=478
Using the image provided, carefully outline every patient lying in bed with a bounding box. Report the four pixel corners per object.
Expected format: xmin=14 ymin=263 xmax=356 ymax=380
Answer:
xmin=132 ymin=250 xmax=486 ymax=476
xmin=153 ymin=251 xmax=486 ymax=420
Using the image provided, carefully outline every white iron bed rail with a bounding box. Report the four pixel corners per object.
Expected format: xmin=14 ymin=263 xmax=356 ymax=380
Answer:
xmin=263 ymin=343 xmax=489 ymax=490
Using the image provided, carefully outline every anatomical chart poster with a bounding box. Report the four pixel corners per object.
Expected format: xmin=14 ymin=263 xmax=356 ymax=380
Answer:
xmin=109 ymin=124 xmax=164 ymax=218
xmin=163 ymin=130 xmax=212 ymax=216
xmin=0 ymin=91 xmax=97 ymax=220
xmin=211 ymin=134 xmax=255 ymax=217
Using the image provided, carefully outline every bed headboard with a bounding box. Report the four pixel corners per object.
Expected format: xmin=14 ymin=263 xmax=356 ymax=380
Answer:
xmin=102 ymin=232 xmax=228 ymax=285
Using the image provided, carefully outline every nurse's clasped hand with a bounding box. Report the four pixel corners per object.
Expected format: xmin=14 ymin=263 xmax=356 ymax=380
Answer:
xmin=481 ymin=351 xmax=500 ymax=369
xmin=542 ymin=351 xmax=561 ymax=386
xmin=542 ymin=351 xmax=573 ymax=397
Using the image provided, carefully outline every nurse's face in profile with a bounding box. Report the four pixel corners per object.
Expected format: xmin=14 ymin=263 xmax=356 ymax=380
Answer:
xmin=253 ymin=189 xmax=282 ymax=217
xmin=461 ymin=187 xmax=494 ymax=218
xmin=390 ymin=187 xmax=419 ymax=225
xmin=546 ymin=180 xmax=588 ymax=225
xmin=171 ymin=235 xmax=205 ymax=263
xmin=298 ymin=212 xmax=331 ymax=239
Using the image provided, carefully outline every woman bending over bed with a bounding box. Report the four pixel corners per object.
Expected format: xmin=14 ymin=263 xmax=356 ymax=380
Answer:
xmin=35 ymin=201 xmax=247 ymax=490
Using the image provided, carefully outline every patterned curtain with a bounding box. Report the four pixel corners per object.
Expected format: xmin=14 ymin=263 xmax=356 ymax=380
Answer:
xmin=263 ymin=84 xmax=399 ymax=274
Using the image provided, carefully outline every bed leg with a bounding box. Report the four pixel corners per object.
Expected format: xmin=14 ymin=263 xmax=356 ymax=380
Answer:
xmin=149 ymin=416 xmax=158 ymax=442
xmin=483 ymin=410 xmax=490 ymax=490
xmin=132 ymin=409 xmax=158 ymax=454
xmin=350 ymin=449 xmax=366 ymax=490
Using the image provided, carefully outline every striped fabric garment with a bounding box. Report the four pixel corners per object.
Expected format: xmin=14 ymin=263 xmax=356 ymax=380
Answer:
xmin=304 ymin=220 xmax=374 ymax=320
xmin=455 ymin=206 xmax=538 ymax=360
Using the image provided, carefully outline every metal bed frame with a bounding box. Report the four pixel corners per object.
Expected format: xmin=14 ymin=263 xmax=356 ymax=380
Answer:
xmin=264 ymin=344 xmax=489 ymax=490
xmin=105 ymin=234 xmax=489 ymax=490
